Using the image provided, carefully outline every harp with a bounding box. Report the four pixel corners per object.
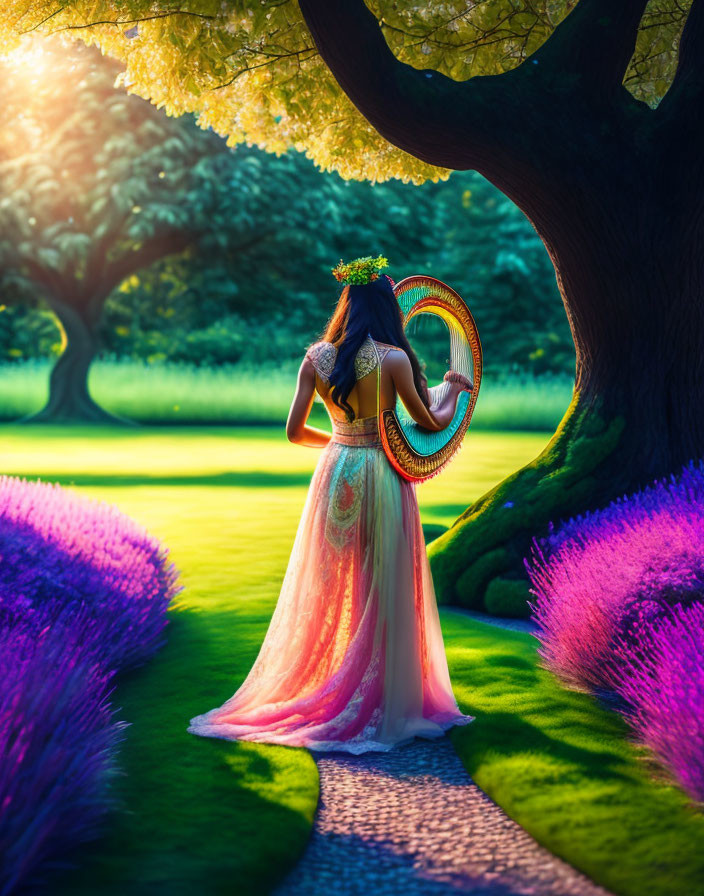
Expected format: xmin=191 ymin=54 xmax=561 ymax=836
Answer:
xmin=380 ymin=276 xmax=482 ymax=483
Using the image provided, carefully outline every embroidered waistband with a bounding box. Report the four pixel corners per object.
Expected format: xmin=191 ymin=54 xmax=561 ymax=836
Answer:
xmin=331 ymin=414 xmax=382 ymax=447
xmin=332 ymin=432 xmax=383 ymax=447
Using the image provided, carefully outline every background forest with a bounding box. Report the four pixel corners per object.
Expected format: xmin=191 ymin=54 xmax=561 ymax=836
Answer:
xmin=0 ymin=39 xmax=573 ymax=408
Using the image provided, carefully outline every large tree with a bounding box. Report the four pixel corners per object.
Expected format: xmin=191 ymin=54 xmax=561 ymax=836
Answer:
xmin=2 ymin=1 xmax=699 ymax=613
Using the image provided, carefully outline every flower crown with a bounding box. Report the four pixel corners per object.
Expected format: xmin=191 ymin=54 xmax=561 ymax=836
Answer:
xmin=331 ymin=255 xmax=389 ymax=286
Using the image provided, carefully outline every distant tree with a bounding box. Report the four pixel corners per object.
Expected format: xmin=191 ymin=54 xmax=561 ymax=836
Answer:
xmin=0 ymin=39 xmax=220 ymax=420
xmin=0 ymin=38 xmax=343 ymax=421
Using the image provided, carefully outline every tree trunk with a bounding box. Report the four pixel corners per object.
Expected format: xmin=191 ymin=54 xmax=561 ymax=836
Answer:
xmin=429 ymin=169 xmax=704 ymax=617
xmin=20 ymin=297 xmax=136 ymax=425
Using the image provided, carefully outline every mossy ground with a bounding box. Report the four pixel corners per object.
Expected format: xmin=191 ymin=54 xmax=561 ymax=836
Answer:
xmin=429 ymin=391 xmax=626 ymax=615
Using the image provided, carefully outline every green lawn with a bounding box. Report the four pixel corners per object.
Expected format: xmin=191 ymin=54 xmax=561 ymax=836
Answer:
xmin=1 ymin=424 xmax=546 ymax=896
xmin=0 ymin=358 xmax=574 ymax=431
xmin=3 ymin=424 xmax=701 ymax=895
xmin=444 ymin=616 xmax=704 ymax=896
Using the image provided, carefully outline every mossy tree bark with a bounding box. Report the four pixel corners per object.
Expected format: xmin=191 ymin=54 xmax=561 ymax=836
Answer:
xmin=300 ymin=0 xmax=704 ymax=615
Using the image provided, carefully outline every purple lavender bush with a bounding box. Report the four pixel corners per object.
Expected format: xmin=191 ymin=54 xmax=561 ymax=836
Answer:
xmin=0 ymin=475 xmax=183 ymax=895
xmin=525 ymin=459 xmax=704 ymax=802
xmin=0 ymin=606 xmax=125 ymax=895
xmin=611 ymin=603 xmax=704 ymax=803
xmin=525 ymin=460 xmax=704 ymax=691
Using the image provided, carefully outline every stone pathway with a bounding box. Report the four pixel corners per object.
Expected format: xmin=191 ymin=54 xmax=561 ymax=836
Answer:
xmin=274 ymin=611 xmax=611 ymax=896
xmin=274 ymin=735 xmax=611 ymax=896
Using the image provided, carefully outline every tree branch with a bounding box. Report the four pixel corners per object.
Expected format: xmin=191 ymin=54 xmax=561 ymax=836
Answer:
xmin=222 ymin=229 xmax=277 ymax=260
xmin=20 ymin=9 xmax=215 ymax=35
xmin=658 ymin=0 xmax=704 ymax=118
xmin=23 ymin=258 xmax=68 ymax=302
xmin=297 ymin=0 xmax=651 ymax=190
xmin=94 ymin=229 xmax=197 ymax=312
xmin=83 ymin=208 xmax=133 ymax=293
xmin=531 ymin=0 xmax=650 ymax=96
xmin=297 ymin=0 xmax=515 ymax=173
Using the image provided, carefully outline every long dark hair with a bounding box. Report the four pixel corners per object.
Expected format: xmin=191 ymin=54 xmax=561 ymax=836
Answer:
xmin=316 ymin=275 xmax=431 ymax=422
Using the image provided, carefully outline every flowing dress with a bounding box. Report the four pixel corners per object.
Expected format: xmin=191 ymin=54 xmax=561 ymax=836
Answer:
xmin=187 ymin=335 xmax=474 ymax=753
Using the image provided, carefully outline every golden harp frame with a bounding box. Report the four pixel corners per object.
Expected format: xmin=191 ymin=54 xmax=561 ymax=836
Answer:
xmin=380 ymin=276 xmax=483 ymax=483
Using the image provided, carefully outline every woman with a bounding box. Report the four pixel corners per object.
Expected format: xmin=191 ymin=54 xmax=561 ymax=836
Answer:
xmin=188 ymin=256 xmax=474 ymax=753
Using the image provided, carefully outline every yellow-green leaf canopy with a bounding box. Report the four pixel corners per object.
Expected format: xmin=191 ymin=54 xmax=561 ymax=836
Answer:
xmin=0 ymin=1 xmax=691 ymax=183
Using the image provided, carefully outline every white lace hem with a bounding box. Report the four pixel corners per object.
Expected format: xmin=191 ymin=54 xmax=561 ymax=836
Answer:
xmin=187 ymin=709 xmax=475 ymax=755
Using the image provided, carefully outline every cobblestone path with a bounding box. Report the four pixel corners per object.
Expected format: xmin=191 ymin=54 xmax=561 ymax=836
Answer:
xmin=274 ymin=610 xmax=611 ymax=896
xmin=273 ymin=736 xmax=611 ymax=896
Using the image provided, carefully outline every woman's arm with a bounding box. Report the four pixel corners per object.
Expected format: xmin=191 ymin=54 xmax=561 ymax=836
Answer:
xmin=286 ymin=356 xmax=332 ymax=448
xmin=427 ymin=382 xmax=466 ymax=429
xmin=388 ymin=351 xmax=465 ymax=432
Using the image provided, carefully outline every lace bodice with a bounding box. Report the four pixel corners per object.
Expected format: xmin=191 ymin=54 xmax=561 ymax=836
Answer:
xmin=305 ymin=335 xmax=397 ymax=384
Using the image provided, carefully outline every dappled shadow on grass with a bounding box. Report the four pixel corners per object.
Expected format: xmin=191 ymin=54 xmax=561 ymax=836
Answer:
xmin=10 ymin=470 xmax=313 ymax=488
xmin=480 ymin=652 xmax=534 ymax=671
xmin=448 ymin=650 xmax=632 ymax=784
xmin=457 ymin=709 xmax=631 ymax=785
xmin=51 ymin=604 xmax=318 ymax=896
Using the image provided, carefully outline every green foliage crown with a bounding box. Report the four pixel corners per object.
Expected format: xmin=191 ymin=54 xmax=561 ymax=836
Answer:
xmin=331 ymin=255 xmax=388 ymax=286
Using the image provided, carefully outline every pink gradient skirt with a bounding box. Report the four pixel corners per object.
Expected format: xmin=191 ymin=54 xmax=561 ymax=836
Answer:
xmin=187 ymin=415 xmax=474 ymax=754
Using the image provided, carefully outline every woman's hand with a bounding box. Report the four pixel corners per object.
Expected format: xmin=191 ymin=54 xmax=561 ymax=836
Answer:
xmin=443 ymin=369 xmax=473 ymax=392
xmin=425 ymin=378 xmax=467 ymax=430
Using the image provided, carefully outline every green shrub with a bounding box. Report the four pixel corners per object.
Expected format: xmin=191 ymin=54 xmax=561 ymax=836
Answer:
xmin=484 ymin=577 xmax=532 ymax=618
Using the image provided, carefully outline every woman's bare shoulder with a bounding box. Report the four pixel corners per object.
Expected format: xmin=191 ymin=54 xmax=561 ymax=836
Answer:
xmin=305 ymin=341 xmax=336 ymax=379
xmin=373 ymin=339 xmax=404 ymax=352
xmin=377 ymin=344 xmax=409 ymax=366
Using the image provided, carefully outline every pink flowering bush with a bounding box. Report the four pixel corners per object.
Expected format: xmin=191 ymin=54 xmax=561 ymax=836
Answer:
xmin=525 ymin=460 xmax=704 ymax=802
xmin=611 ymin=603 xmax=704 ymax=802
xmin=0 ymin=475 xmax=182 ymax=895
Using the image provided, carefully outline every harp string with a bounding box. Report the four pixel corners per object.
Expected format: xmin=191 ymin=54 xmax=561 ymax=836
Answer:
xmin=394 ymin=283 xmax=474 ymax=457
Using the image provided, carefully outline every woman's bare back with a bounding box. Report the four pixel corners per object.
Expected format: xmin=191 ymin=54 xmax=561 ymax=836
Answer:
xmin=308 ymin=337 xmax=401 ymax=424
